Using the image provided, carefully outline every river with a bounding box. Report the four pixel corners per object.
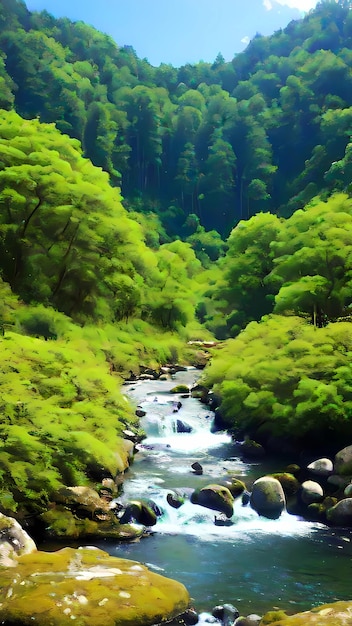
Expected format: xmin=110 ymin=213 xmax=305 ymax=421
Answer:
xmin=95 ymin=369 xmax=352 ymax=618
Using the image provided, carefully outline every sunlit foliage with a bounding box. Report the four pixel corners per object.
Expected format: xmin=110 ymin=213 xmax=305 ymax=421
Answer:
xmin=203 ymin=315 xmax=352 ymax=448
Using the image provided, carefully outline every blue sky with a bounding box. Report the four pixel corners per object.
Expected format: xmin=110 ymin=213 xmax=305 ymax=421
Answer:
xmin=25 ymin=0 xmax=319 ymax=67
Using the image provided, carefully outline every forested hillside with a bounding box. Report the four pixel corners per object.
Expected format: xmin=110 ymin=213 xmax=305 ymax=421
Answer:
xmin=1 ymin=0 xmax=352 ymax=239
xmin=1 ymin=0 xmax=352 ymax=526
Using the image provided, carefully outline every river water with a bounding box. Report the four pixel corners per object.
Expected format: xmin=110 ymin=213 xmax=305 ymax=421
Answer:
xmin=97 ymin=369 xmax=352 ymax=618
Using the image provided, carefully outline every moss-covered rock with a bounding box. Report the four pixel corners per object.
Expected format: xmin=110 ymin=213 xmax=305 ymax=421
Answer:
xmin=0 ymin=546 xmax=190 ymax=626
xmin=260 ymin=600 xmax=352 ymax=624
xmin=191 ymin=484 xmax=234 ymax=518
xmin=170 ymin=385 xmax=190 ymax=394
xmin=326 ymin=497 xmax=352 ymax=526
xmin=286 ymin=464 xmax=300 ymax=476
xmin=167 ymin=492 xmax=185 ymax=509
xmin=40 ymin=507 xmax=145 ymax=540
xmin=306 ymin=496 xmax=338 ymax=523
xmin=54 ymin=486 xmax=111 ymax=519
xmin=220 ymin=477 xmax=247 ymax=498
xmin=271 ymin=473 xmax=300 ymax=498
xmin=119 ymin=500 xmax=158 ymax=526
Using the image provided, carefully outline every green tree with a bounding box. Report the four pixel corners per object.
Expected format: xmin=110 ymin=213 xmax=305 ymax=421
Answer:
xmin=202 ymin=314 xmax=352 ymax=448
xmin=0 ymin=110 xmax=155 ymax=321
xmin=209 ymin=212 xmax=282 ymax=336
xmin=269 ymin=193 xmax=352 ymax=322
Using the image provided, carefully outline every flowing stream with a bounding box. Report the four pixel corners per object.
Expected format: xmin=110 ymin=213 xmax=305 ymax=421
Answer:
xmin=97 ymin=369 xmax=352 ymax=618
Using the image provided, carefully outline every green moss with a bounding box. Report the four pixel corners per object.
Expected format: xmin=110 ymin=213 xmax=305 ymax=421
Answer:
xmin=286 ymin=464 xmax=300 ymax=476
xmin=40 ymin=507 xmax=84 ymax=538
xmin=0 ymin=547 xmax=190 ymax=626
xmin=170 ymin=384 xmax=190 ymax=394
xmin=261 ymin=610 xmax=289 ymax=624
xmin=271 ymin=473 xmax=300 ymax=497
xmin=222 ymin=477 xmax=246 ymax=497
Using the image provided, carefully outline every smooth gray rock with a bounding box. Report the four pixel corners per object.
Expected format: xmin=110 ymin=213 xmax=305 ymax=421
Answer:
xmin=300 ymin=480 xmax=324 ymax=505
xmin=307 ymin=458 xmax=333 ymax=476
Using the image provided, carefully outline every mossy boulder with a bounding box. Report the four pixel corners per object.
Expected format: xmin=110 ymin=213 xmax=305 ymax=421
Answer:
xmin=260 ymin=600 xmax=352 ymax=624
xmin=306 ymin=496 xmax=338 ymax=523
xmin=119 ymin=500 xmax=158 ymax=526
xmin=40 ymin=506 xmax=145 ymax=540
xmin=0 ymin=546 xmax=190 ymax=626
xmin=169 ymin=384 xmax=190 ymax=394
xmin=271 ymin=473 xmax=300 ymax=498
xmin=220 ymin=477 xmax=246 ymax=498
xmin=190 ymin=384 xmax=209 ymax=401
xmin=54 ymin=486 xmax=111 ymax=519
xmin=326 ymin=497 xmax=352 ymax=526
xmin=250 ymin=476 xmax=286 ymax=520
xmin=191 ymin=484 xmax=234 ymax=518
xmin=286 ymin=464 xmax=300 ymax=476
xmin=167 ymin=492 xmax=185 ymax=509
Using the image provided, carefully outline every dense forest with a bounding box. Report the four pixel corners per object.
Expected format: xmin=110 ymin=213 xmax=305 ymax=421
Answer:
xmin=1 ymin=0 xmax=352 ymax=525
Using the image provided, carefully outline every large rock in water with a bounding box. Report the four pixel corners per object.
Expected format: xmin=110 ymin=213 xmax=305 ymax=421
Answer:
xmin=250 ymin=476 xmax=286 ymax=519
xmin=261 ymin=600 xmax=352 ymax=624
xmin=191 ymin=484 xmax=234 ymax=518
xmin=0 ymin=546 xmax=190 ymax=626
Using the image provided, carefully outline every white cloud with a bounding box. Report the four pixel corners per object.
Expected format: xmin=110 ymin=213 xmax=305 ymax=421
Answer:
xmin=241 ymin=35 xmax=250 ymax=44
xmin=272 ymin=0 xmax=318 ymax=10
xmin=263 ymin=0 xmax=273 ymax=9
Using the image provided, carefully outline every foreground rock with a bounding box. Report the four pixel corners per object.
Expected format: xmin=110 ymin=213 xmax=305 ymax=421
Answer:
xmin=261 ymin=600 xmax=352 ymax=624
xmin=0 ymin=546 xmax=190 ymax=626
